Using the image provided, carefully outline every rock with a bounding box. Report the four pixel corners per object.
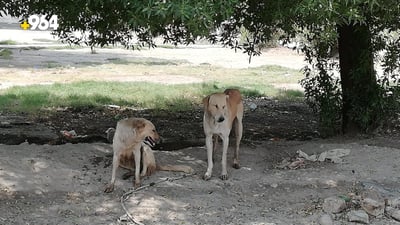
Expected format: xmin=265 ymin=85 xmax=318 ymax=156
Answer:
xmin=322 ymin=196 xmax=347 ymax=214
xmin=360 ymin=181 xmax=397 ymax=199
xmin=318 ymin=148 xmax=351 ymax=163
xmin=248 ymin=102 xmax=257 ymax=111
xmin=361 ymin=198 xmax=385 ymax=218
xmin=319 ymin=214 xmax=334 ymax=225
xmin=361 ymin=188 xmax=384 ymax=203
xmin=348 ymin=210 xmax=369 ymax=224
xmin=389 ymin=208 xmax=400 ymax=221
xmin=297 ymin=150 xmax=318 ymax=162
xmin=270 ymin=183 xmax=278 ymax=188
xmin=388 ymin=197 xmax=400 ymax=208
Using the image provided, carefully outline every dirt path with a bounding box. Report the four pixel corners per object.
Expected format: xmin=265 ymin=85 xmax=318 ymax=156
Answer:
xmin=1 ymin=137 xmax=400 ymax=225
xmin=0 ymin=26 xmax=306 ymax=70
xmin=1 ymin=28 xmax=306 ymax=89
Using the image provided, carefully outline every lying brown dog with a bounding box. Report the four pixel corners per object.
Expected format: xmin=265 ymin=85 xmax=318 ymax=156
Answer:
xmin=104 ymin=118 xmax=193 ymax=193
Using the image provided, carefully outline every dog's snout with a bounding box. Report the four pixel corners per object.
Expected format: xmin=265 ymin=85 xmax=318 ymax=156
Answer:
xmin=157 ymin=136 xmax=163 ymax=144
xmin=217 ymin=116 xmax=225 ymax=123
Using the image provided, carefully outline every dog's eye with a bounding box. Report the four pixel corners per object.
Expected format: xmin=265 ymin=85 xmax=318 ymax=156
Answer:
xmin=214 ymin=104 xmax=219 ymax=109
xmin=222 ymin=105 xmax=226 ymax=109
xmin=152 ymin=129 xmax=156 ymax=133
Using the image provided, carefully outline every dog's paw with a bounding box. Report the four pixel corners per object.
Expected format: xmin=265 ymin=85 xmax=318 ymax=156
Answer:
xmin=219 ymin=174 xmax=228 ymax=180
xmin=134 ymin=181 xmax=141 ymax=189
xmin=203 ymin=173 xmax=212 ymax=181
xmin=104 ymin=184 xmax=114 ymax=193
xmin=232 ymin=163 xmax=240 ymax=169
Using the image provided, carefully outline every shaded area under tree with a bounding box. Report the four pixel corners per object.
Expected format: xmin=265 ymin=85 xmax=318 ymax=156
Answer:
xmin=0 ymin=98 xmax=322 ymax=149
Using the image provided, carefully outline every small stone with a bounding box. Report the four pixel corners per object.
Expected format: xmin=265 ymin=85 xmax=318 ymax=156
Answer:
xmin=388 ymin=197 xmax=400 ymax=208
xmin=249 ymin=102 xmax=257 ymax=111
xmin=319 ymin=214 xmax=333 ymax=225
xmin=348 ymin=210 xmax=369 ymax=224
xmin=322 ymin=196 xmax=347 ymax=213
xmin=361 ymin=198 xmax=385 ymax=218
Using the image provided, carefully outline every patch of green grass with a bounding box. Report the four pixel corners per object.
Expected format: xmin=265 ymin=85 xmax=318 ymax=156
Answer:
xmin=106 ymin=57 xmax=188 ymax=66
xmin=157 ymin=44 xmax=177 ymax=49
xmin=0 ymin=93 xmax=18 ymax=108
xmin=21 ymin=46 xmax=45 ymax=51
xmin=44 ymin=61 xmax=62 ymax=68
xmin=0 ymin=62 xmax=305 ymax=113
xmin=74 ymin=61 xmax=103 ymax=66
xmin=276 ymin=89 xmax=304 ymax=101
xmin=0 ymin=81 xmax=283 ymax=113
xmin=0 ymin=49 xmax=13 ymax=59
xmin=0 ymin=40 xmax=17 ymax=45
xmin=47 ymin=45 xmax=83 ymax=50
xmin=0 ymin=89 xmax=50 ymax=112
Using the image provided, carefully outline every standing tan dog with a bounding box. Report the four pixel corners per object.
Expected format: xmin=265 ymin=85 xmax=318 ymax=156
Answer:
xmin=104 ymin=117 xmax=160 ymax=192
xmin=104 ymin=118 xmax=193 ymax=193
xmin=202 ymin=89 xmax=243 ymax=180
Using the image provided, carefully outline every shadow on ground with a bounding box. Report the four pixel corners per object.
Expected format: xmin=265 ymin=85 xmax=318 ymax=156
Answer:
xmin=0 ymin=98 xmax=321 ymax=150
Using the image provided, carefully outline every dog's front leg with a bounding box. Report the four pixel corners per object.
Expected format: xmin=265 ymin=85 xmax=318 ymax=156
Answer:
xmin=233 ymin=119 xmax=243 ymax=169
xmin=203 ymin=134 xmax=213 ymax=180
xmin=220 ymin=135 xmax=229 ymax=180
xmin=212 ymin=134 xmax=219 ymax=163
xmin=140 ymin=146 xmax=148 ymax=177
xmin=133 ymin=146 xmax=141 ymax=189
xmin=104 ymin=151 xmax=120 ymax=193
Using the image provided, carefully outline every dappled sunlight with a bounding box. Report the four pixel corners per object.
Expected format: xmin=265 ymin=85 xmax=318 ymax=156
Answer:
xmin=2 ymin=136 xmax=400 ymax=224
xmin=0 ymin=143 xmax=114 ymax=193
xmin=93 ymin=143 xmax=112 ymax=154
xmin=0 ymin=152 xmax=81 ymax=193
xmin=126 ymin=192 xmax=190 ymax=223
xmin=0 ymin=142 xmax=127 ymax=223
xmin=154 ymin=147 xmax=207 ymax=170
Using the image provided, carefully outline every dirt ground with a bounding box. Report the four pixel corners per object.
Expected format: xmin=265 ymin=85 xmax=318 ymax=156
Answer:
xmin=2 ymin=136 xmax=400 ymax=225
xmin=1 ymin=35 xmax=400 ymax=224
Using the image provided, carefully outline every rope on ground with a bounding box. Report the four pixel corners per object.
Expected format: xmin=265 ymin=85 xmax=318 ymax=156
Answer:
xmin=119 ymin=173 xmax=193 ymax=225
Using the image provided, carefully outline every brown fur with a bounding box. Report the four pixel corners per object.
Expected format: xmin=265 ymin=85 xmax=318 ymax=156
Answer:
xmin=119 ymin=145 xmax=193 ymax=180
xmin=104 ymin=118 xmax=160 ymax=193
xmin=118 ymin=146 xmax=156 ymax=177
xmin=203 ymin=88 xmax=243 ymax=180
xmin=104 ymin=118 xmax=193 ymax=193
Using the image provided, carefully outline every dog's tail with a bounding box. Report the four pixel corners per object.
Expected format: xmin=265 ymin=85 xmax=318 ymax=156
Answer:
xmin=156 ymin=164 xmax=194 ymax=174
xmin=105 ymin=127 xmax=116 ymax=143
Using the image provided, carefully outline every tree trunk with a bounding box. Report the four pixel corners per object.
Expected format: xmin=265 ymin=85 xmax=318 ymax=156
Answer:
xmin=337 ymin=24 xmax=377 ymax=134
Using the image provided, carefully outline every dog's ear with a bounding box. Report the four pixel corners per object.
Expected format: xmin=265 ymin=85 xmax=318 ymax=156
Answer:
xmin=225 ymin=89 xmax=242 ymax=104
xmin=202 ymin=95 xmax=210 ymax=109
xmin=133 ymin=119 xmax=146 ymax=133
